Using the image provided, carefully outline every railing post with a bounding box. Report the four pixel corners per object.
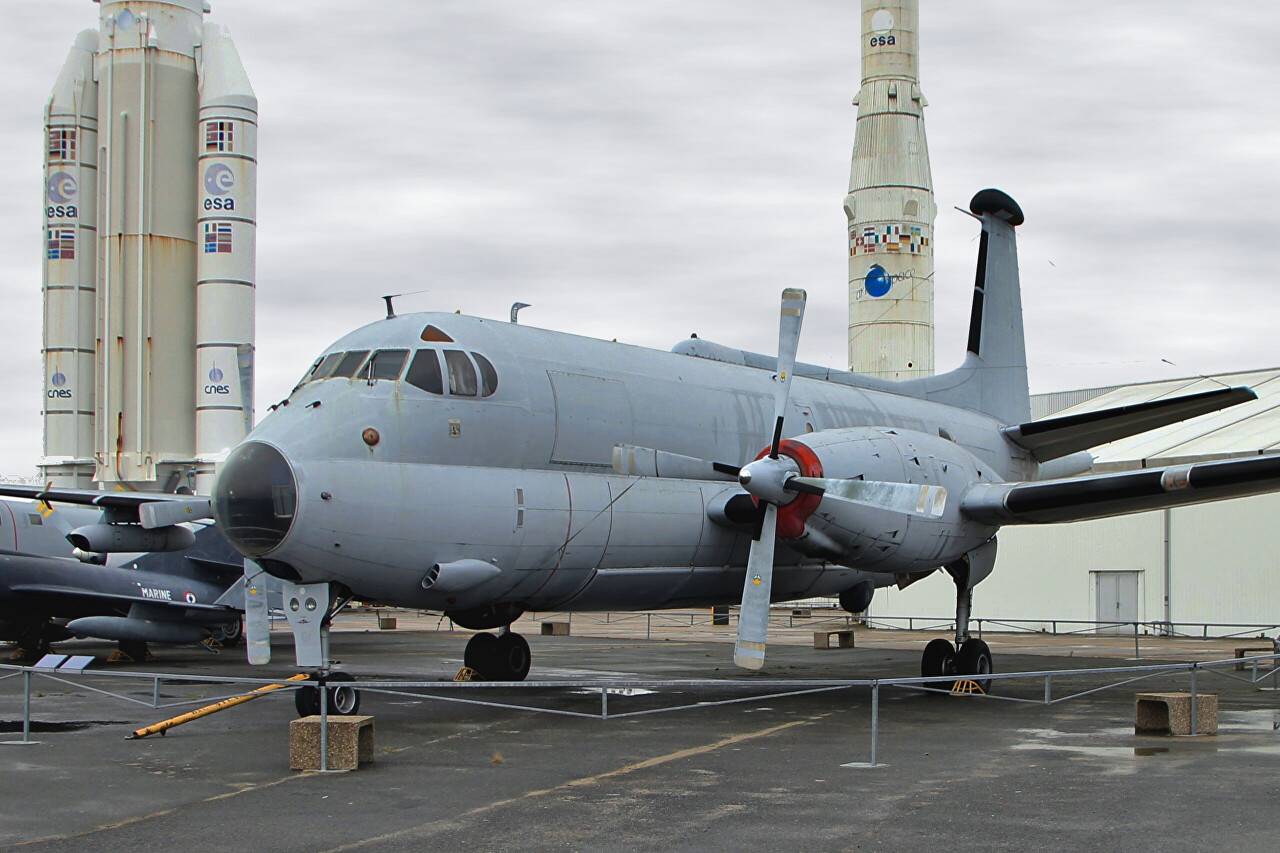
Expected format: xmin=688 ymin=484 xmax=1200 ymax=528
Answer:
xmin=153 ymin=677 xmax=160 ymax=709
xmin=1133 ymin=622 xmax=1140 ymax=659
xmin=1044 ymin=674 xmax=1052 ymax=705
xmin=601 ymin=686 xmax=609 ymax=719
xmin=1189 ymin=664 xmax=1199 ymax=736
xmin=646 ymin=613 xmax=651 ymax=640
xmin=870 ymin=682 xmax=880 ymax=767
xmin=22 ymin=670 xmax=32 ymax=743
xmin=319 ymin=682 xmax=329 ymax=772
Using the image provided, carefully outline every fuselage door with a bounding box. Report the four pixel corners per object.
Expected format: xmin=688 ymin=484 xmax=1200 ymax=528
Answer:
xmin=547 ymin=371 xmax=632 ymax=467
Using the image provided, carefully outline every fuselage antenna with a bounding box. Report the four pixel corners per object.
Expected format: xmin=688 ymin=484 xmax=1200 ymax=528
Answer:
xmin=382 ymin=294 xmax=397 ymax=319
xmin=511 ymin=302 xmax=532 ymax=324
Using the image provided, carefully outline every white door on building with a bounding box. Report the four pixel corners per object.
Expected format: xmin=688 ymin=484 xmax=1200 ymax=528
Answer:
xmin=1095 ymin=571 xmax=1140 ymax=633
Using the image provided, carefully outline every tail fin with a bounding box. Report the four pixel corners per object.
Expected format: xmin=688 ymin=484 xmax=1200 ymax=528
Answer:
xmin=898 ymin=189 xmax=1030 ymax=425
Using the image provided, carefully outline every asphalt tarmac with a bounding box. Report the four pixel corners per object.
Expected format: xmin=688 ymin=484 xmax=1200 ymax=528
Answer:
xmin=1 ymin=614 xmax=1277 ymax=852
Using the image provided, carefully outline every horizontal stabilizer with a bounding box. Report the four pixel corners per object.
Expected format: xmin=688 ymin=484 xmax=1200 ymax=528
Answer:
xmin=961 ymin=453 xmax=1280 ymax=525
xmin=1001 ymin=386 xmax=1257 ymax=462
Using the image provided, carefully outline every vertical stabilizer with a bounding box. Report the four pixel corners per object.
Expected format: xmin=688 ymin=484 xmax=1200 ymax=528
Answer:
xmin=897 ymin=189 xmax=1029 ymax=425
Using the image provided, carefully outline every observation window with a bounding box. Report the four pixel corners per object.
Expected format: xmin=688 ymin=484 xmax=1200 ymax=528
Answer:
xmin=421 ymin=325 xmax=454 ymax=343
xmin=474 ymin=353 xmax=498 ymax=397
xmin=444 ymin=350 xmax=477 ymax=397
xmin=406 ymin=349 xmax=443 ymax=394
xmin=365 ymin=349 xmax=409 ymax=381
xmin=332 ymin=350 xmax=370 ymax=379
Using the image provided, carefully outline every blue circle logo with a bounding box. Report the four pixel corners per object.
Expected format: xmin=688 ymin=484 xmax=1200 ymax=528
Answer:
xmin=51 ymin=371 xmax=66 ymax=388
xmin=865 ymin=265 xmax=892 ymax=298
xmin=204 ymin=164 xmax=235 ymax=196
xmin=208 ymin=366 xmax=224 ymax=383
xmin=47 ymin=172 xmax=77 ymax=203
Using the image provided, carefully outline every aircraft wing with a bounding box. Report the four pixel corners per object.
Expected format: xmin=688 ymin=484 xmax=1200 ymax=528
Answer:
xmin=0 ymin=485 xmax=210 ymax=528
xmin=961 ymin=453 xmax=1280 ymax=525
xmin=1001 ymin=386 xmax=1257 ymax=462
xmin=8 ymin=584 xmax=237 ymax=612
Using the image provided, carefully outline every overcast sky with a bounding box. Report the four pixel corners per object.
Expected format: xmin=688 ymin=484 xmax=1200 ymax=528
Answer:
xmin=0 ymin=1 xmax=1276 ymax=478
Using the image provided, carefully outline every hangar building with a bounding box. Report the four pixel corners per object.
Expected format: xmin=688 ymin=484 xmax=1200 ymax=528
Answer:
xmin=867 ymin=368 xmax=1280 ymax=632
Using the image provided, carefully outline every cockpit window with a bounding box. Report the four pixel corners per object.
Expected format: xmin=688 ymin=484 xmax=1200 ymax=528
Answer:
xmin=364 ymin=349 xmax=409 ymax=381
xmin=474 ymin=353 xmax=498 ymax=397
xmin=311 ymin=351 xmax=344 ymax=381
xmin=332 ymin=350 xmax=370 ymax=378
xmin=421 ymin=325 xmax=454 ymax=343
xmin=405 ymin=349 xmax=443 ymax=394
xmin=443 ymin=350 xmax=477 ymax=396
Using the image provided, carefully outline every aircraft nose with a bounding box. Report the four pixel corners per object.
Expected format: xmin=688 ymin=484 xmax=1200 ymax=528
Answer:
xmin=212 ymin=441 xmax=298 ymax=557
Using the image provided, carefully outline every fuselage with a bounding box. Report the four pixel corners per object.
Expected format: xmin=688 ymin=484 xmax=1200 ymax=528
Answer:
xmin=216 ymin=312 xmax=1023 ymax=613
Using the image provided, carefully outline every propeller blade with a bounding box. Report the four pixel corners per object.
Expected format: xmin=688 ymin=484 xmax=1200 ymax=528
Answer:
xmin=243 ymin=559 xmax=272 ymax=665
xmin=788 ymin=477 xmax=948 ymax=517
xmin=768 ymin=288 xmax=807 ymax=458
xmin=612 ymin=445 xmax=740 ymax=480
xmin=734 ymin=502 xmax=778 ymax=670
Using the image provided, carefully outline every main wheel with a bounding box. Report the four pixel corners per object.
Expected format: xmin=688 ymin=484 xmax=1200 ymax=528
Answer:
xmin=956 ymin=638 xmax=993 ymax=693
xmin=464 ymin=631 xmax=499 ymax=678
xmin=492 ymin=632 xmax=531 ymax=682
xmin=921 ymin=638 xmax=956 ymax=691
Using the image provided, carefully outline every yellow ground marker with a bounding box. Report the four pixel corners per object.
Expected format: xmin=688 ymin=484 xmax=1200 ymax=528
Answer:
xmin=950 ymin=679 xmax=986 ymax=695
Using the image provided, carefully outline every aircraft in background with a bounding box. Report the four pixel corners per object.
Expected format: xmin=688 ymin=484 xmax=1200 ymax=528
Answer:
xmin=0 ymin=499 xmax=250 ymax=660
xmin=7 ymin=189 xmax=1278 ymax=702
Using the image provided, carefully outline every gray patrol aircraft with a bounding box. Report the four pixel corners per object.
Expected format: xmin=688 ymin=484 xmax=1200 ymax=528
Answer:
xmin=6 ymin=189 xmax=1278 ymax=708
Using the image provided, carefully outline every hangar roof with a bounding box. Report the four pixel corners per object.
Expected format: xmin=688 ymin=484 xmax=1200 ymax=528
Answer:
xmin=1031 ymin=368 xmax=1280 ymax=472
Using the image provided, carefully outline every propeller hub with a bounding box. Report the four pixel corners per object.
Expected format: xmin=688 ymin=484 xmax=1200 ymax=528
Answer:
xmin=738 ymin=456 xmax=800 ymax=506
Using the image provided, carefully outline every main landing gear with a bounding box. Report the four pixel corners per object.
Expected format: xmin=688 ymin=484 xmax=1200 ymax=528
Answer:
xmin=464 ymin=628 xmax=531 ymax=681
xmin=920 ymin=550 xmax=995 ymax=693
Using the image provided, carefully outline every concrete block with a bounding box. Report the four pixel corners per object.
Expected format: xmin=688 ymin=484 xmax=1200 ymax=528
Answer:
xmin=290 ymin=715 xmax=375 ymax=771
xmin=814 ymin=630 xmax=855 ymax=650
xmin=378 ymin=617 xmax=397 ymax=630
xmin=541 ymin=621 xmax=570 ymax=636
xmin=1135 ymin=693 xmax=1217 ymax=736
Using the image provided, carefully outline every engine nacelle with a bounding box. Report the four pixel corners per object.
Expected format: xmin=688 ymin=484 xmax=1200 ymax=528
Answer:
xmin=67 ymin=524 xmax=195 ymax=554
xmin=421 ymin=559 xmax=502 ymax=593
xmin=781 ymin=427 xmax=1000 ymax=573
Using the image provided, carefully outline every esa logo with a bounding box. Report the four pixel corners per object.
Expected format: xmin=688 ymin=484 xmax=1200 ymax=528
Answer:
xmin=203 ymin=164 xmax=236 ymax=210
xmin=47 ymin=371 xmax=71 ymax=398
xmin=204 ymin=365 xmax=230 ymax=395
xmin=47 ymin=205 xmax=78 ymax=219
xmin=868 ymin=34 xmax=896 ymax=46
xmin=47 ymin=171 xmax=78 ymax=218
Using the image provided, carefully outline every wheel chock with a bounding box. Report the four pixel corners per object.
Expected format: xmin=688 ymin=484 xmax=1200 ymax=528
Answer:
xmin=950 ymin=679 xmax=986 ymax=696
xmin=106 ymin=648 xmax=155 ymax=664
xmin=454 ymin=666 xmax=481 ymax=682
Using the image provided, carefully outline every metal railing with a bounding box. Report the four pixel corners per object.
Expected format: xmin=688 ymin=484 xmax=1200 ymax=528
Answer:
xmin=3 ymin=653 xmax=1278 ymax=769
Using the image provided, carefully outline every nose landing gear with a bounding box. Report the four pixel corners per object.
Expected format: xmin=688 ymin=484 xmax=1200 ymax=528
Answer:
xmin=921 ymin=542 xmax=996 ymax=693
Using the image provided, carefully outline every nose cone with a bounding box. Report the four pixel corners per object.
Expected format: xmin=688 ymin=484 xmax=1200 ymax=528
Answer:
xmin=213 ymin=441 xmax=298 ymax=556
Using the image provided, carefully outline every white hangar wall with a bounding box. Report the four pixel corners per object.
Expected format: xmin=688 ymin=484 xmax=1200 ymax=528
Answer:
xmin=866 ymin=369 xmax=1280 ymax=630
xmin=869 ymin=492 xmax=1280 ymax=629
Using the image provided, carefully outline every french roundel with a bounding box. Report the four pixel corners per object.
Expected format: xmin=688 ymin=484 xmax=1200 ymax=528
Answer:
xmin=865 ymin=265 xmax=892 ymax=298
xmin=184 ymin=591 xmax=197 ymax=604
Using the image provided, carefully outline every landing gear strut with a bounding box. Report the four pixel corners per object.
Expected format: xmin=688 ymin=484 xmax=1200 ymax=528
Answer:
xmin=280 ymin=581 xmax=364 ymax=717
xmin=920 ymin=543 xmax=996 ymax=692
xmin=463 ymin=628 xmax=531 ymax=681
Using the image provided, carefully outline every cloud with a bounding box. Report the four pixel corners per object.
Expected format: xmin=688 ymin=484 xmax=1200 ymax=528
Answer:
xmin=0 ymin=1 xmax=1276 ymax=476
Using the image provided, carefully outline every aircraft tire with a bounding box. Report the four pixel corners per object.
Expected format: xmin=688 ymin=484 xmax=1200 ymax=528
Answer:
xmin=464 ymin=631 xmax=499 ymax=678
xmin=295 ymin=684 xmax=321 ymax=717
xmin=956 ymin=639 xmax=993 ymax=693
xmin=210 ymin=619 xmax=244 ymax=648
xmin=921 ymin=638 xmax=956 ymax=691
xmin=493 ymin=632 xmax=531 ymax=682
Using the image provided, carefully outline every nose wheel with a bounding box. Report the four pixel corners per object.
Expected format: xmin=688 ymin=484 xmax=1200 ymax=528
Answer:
xmin=463 ymin=630 xmax=531 ymax=681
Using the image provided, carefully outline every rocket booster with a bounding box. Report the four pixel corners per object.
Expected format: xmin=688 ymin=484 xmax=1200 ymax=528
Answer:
xmin=39 ymin=1 xmax=256 ymax=492
xmin=845 ymin=0 xmax=936 ymax=380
